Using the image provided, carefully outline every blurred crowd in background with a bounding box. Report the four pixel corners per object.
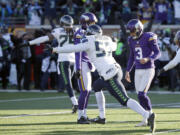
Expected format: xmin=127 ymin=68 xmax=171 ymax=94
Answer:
xmin=0 ymin=0 xmax=180 ymax=27
xmin=0 ymin=0 xmax=179 ymax=92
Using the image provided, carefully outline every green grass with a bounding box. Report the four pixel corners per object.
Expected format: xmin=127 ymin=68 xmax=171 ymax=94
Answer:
xmin=0 ymin=91 xmax=180 ymax=135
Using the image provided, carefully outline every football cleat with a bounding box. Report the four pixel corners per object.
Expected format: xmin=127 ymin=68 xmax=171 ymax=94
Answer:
xmin=77 ymin=116 xmax=91 ymax=124
xmin=72 ymin=105 xmax=78 ymax=114
xmin=147 ymin=113 xmax=156 ymax=133
xmin=90 ymin=116 xmax=106 ymax=124
xmin=135 ymin=120 xmax=147 ymax=127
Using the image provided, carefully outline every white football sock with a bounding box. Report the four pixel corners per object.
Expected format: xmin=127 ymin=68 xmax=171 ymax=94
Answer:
xmin=78 ymin=110 xmax=84 ymax=119
xmin=127 ymin=98 xmax=149 ymax=119
xmin=83 ymin=109 xmax=87 ymax=118
xmin=70 ymin=96 xmax=78 ymax=105
xmin=95 ymin=91 xmax=105 ymax=118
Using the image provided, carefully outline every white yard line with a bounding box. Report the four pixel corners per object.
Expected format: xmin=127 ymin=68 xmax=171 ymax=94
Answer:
xmin=0 ymin=111 xmax=71 ymax=119
xmin=144 ymin=129 xmax=180 ymax=135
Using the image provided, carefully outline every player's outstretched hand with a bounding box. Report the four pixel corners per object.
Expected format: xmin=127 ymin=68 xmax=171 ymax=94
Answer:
xmin=125 ymin=71 xmax=131 ymax=83
xmin=157 ymin=68 xmax=165 ymax=77
xmin=44 ymin=44 xmax=53 ymax=53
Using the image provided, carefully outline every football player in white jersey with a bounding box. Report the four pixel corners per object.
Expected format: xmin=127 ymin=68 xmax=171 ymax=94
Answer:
xmin=158 ymin=30 xmax=180 ymax=75
xmin=52 ymin=24 xmax=156 ymax=133
xmin=23 ymin=15 xmax=78 ymax=113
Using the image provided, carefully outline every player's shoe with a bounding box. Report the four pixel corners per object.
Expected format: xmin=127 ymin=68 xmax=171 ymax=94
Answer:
xmin=72 ymin=105 xmax=78 ymax=114
xmin=135 ymin=120 xmax=147 ymax=127
xmin=77 ymin=116 xmax=91 ymax=124
xmin=90 ymin=116 xmax=106 ymax=124
xmin=147 ymin=113 xmax=156 ymax=133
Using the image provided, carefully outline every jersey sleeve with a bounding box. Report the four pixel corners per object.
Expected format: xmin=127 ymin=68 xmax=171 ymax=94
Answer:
xmin=148 ymin=33 xmax=161 ymax=60
xmin=126 ymin=38 xmax=135 ymax=72
xmin=53 ymin=40 xmax=90 ymax=53
xmin=74 ymin=31 xmax=82 ymax=71
xmin=163 ymin=49 xmax=180 ymax=71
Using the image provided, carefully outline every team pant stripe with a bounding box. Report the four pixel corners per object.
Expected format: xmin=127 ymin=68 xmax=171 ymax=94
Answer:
xmin=109 ymin=78 xmax=128 ymax=103
xmin=79 ymin=72 xmax=86 ymax=91
xmin=60 ymin=63 xmax=68 ymax=85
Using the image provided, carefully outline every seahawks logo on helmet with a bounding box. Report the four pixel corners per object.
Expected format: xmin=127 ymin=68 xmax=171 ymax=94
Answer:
xmin=86 ymin=24 xmax=102 ymax=36
xmin=60 ymin=15 xmax=74 ymax=28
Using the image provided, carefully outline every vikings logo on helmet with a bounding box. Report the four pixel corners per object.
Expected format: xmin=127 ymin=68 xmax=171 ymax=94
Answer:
xmin=126 ymin=19 xmax=144 ymax=39
xmin=80 ymin=12 xmax=98 ymax=29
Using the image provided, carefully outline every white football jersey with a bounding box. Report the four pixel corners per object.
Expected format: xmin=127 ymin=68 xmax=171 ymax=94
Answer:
xmin=54 ymin=35 xmax=118 ymax=80
xmin=164 ymin=48 xmax=180 ymax=71
xmin=51 ymin=28 xmax=75 ymax=62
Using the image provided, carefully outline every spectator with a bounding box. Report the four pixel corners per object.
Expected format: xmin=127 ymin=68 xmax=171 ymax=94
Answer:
xmin=41 ymin=0 xmax=58 ymax=29
xmin=26 ymin=0 xmax=42 ymax=26
xmin=121 ymin=0 xmax=132 ymax=23
xmin=153 ymin=0 xmax=170 ymax=24
xmin=173 ymin=0 xmax=180 ymax=24
xmin=137 ymin=0 xmax=153 ymax=25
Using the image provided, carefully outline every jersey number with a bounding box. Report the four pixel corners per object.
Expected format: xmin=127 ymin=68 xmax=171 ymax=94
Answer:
xmin=135 ymin=47 xmax=143 ymax=60
xmin=95 ymin=41 xmax=110 ymax=57
xmin=59 ymin=35 xmax=73 ymax=46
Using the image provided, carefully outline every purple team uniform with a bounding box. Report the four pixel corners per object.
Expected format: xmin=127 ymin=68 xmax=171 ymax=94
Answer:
xmin=74 ymin=28 xmax=93 ymax=110
xmin=127 ymin=32 xmax=161 ymax=72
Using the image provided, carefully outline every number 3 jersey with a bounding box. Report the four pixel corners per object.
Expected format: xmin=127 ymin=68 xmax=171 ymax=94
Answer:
xmin=51 ymin=27 xmax=75 ymax=63
xmin=54 ymin=35 xmax=118 ymax=80
xmin=126 ymin=32 xmax=161 ymax=72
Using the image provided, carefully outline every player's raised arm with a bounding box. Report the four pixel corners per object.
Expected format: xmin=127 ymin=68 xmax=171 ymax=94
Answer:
xmin=53 ymin=39 xmax=90 ymax=53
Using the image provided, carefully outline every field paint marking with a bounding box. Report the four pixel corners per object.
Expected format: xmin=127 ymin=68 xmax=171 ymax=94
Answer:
xmin=144 ymin=129 xmax=180 ymax=135
xmin=1 ymin=89 xmax=180 ymax=94
xmin=0 ymin=111 xmax=71 ymax=119
xmin=0 ymin=96 xmax=68 ymax=103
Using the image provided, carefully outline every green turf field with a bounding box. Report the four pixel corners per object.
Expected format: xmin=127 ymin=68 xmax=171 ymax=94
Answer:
xmin=0 ymin=91 xmax=180 ymax=135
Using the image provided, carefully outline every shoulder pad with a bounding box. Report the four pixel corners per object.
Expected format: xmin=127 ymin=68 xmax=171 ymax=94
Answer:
xmin=146 ymin=32 xmax=157 ymax=41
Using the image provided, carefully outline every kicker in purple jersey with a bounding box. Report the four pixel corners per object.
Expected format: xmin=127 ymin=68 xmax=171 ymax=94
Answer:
xmin=74 ymin=28 xmax=93 ymax=70
xmin=126 ymin=32 xmax=161 ymax=72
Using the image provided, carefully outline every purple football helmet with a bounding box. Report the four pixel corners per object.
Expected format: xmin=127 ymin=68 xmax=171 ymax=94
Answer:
xmin=126 ymin=19 xmax=144 ymax=39
xmin=80 ymin=12 xmax=98 ymax=29
xmin=174 ymin=30 xmax=180 ymax=46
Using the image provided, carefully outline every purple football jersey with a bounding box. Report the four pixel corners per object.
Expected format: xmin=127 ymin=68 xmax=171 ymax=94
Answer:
xmin=126 ymin=32 xmax=161 ymax=72
xmin=74 ymin=28 xmax=92 ymax=70
xmin=155 ymin=2 xmax=169 ymax=22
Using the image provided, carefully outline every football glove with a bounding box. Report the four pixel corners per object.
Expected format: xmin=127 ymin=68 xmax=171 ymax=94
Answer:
xmin=157 ymin=68 xmax=165 ymax=77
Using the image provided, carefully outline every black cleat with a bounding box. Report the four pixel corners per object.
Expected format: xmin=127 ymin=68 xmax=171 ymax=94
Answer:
xmin=72 ymin=105 xmax=78 ymax=114
xmin=148 ymin=113 xmax=156 ymax=133
xmin=77 ymin=116 xmax=91 ymax=124
xmin=90 ymin=116 xmax=106 ymax=124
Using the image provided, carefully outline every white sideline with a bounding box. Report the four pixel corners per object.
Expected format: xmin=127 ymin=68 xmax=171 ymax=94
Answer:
xmin=144 ymin=129 xmax=180 ymax=135
xmin=0 ymin=111 xmax=71 ymax=119
xmin=0 ymin=96 xmax=68 ymax=103
xmin=0 ymin=89 xmax=180 ymax=94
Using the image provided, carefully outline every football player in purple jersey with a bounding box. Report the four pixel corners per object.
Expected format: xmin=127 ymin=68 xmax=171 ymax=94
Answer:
xmin=74 ymin=12 xmax=106 ymax=124
xmin=125 ymin=19 xmax=161 ymax=127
